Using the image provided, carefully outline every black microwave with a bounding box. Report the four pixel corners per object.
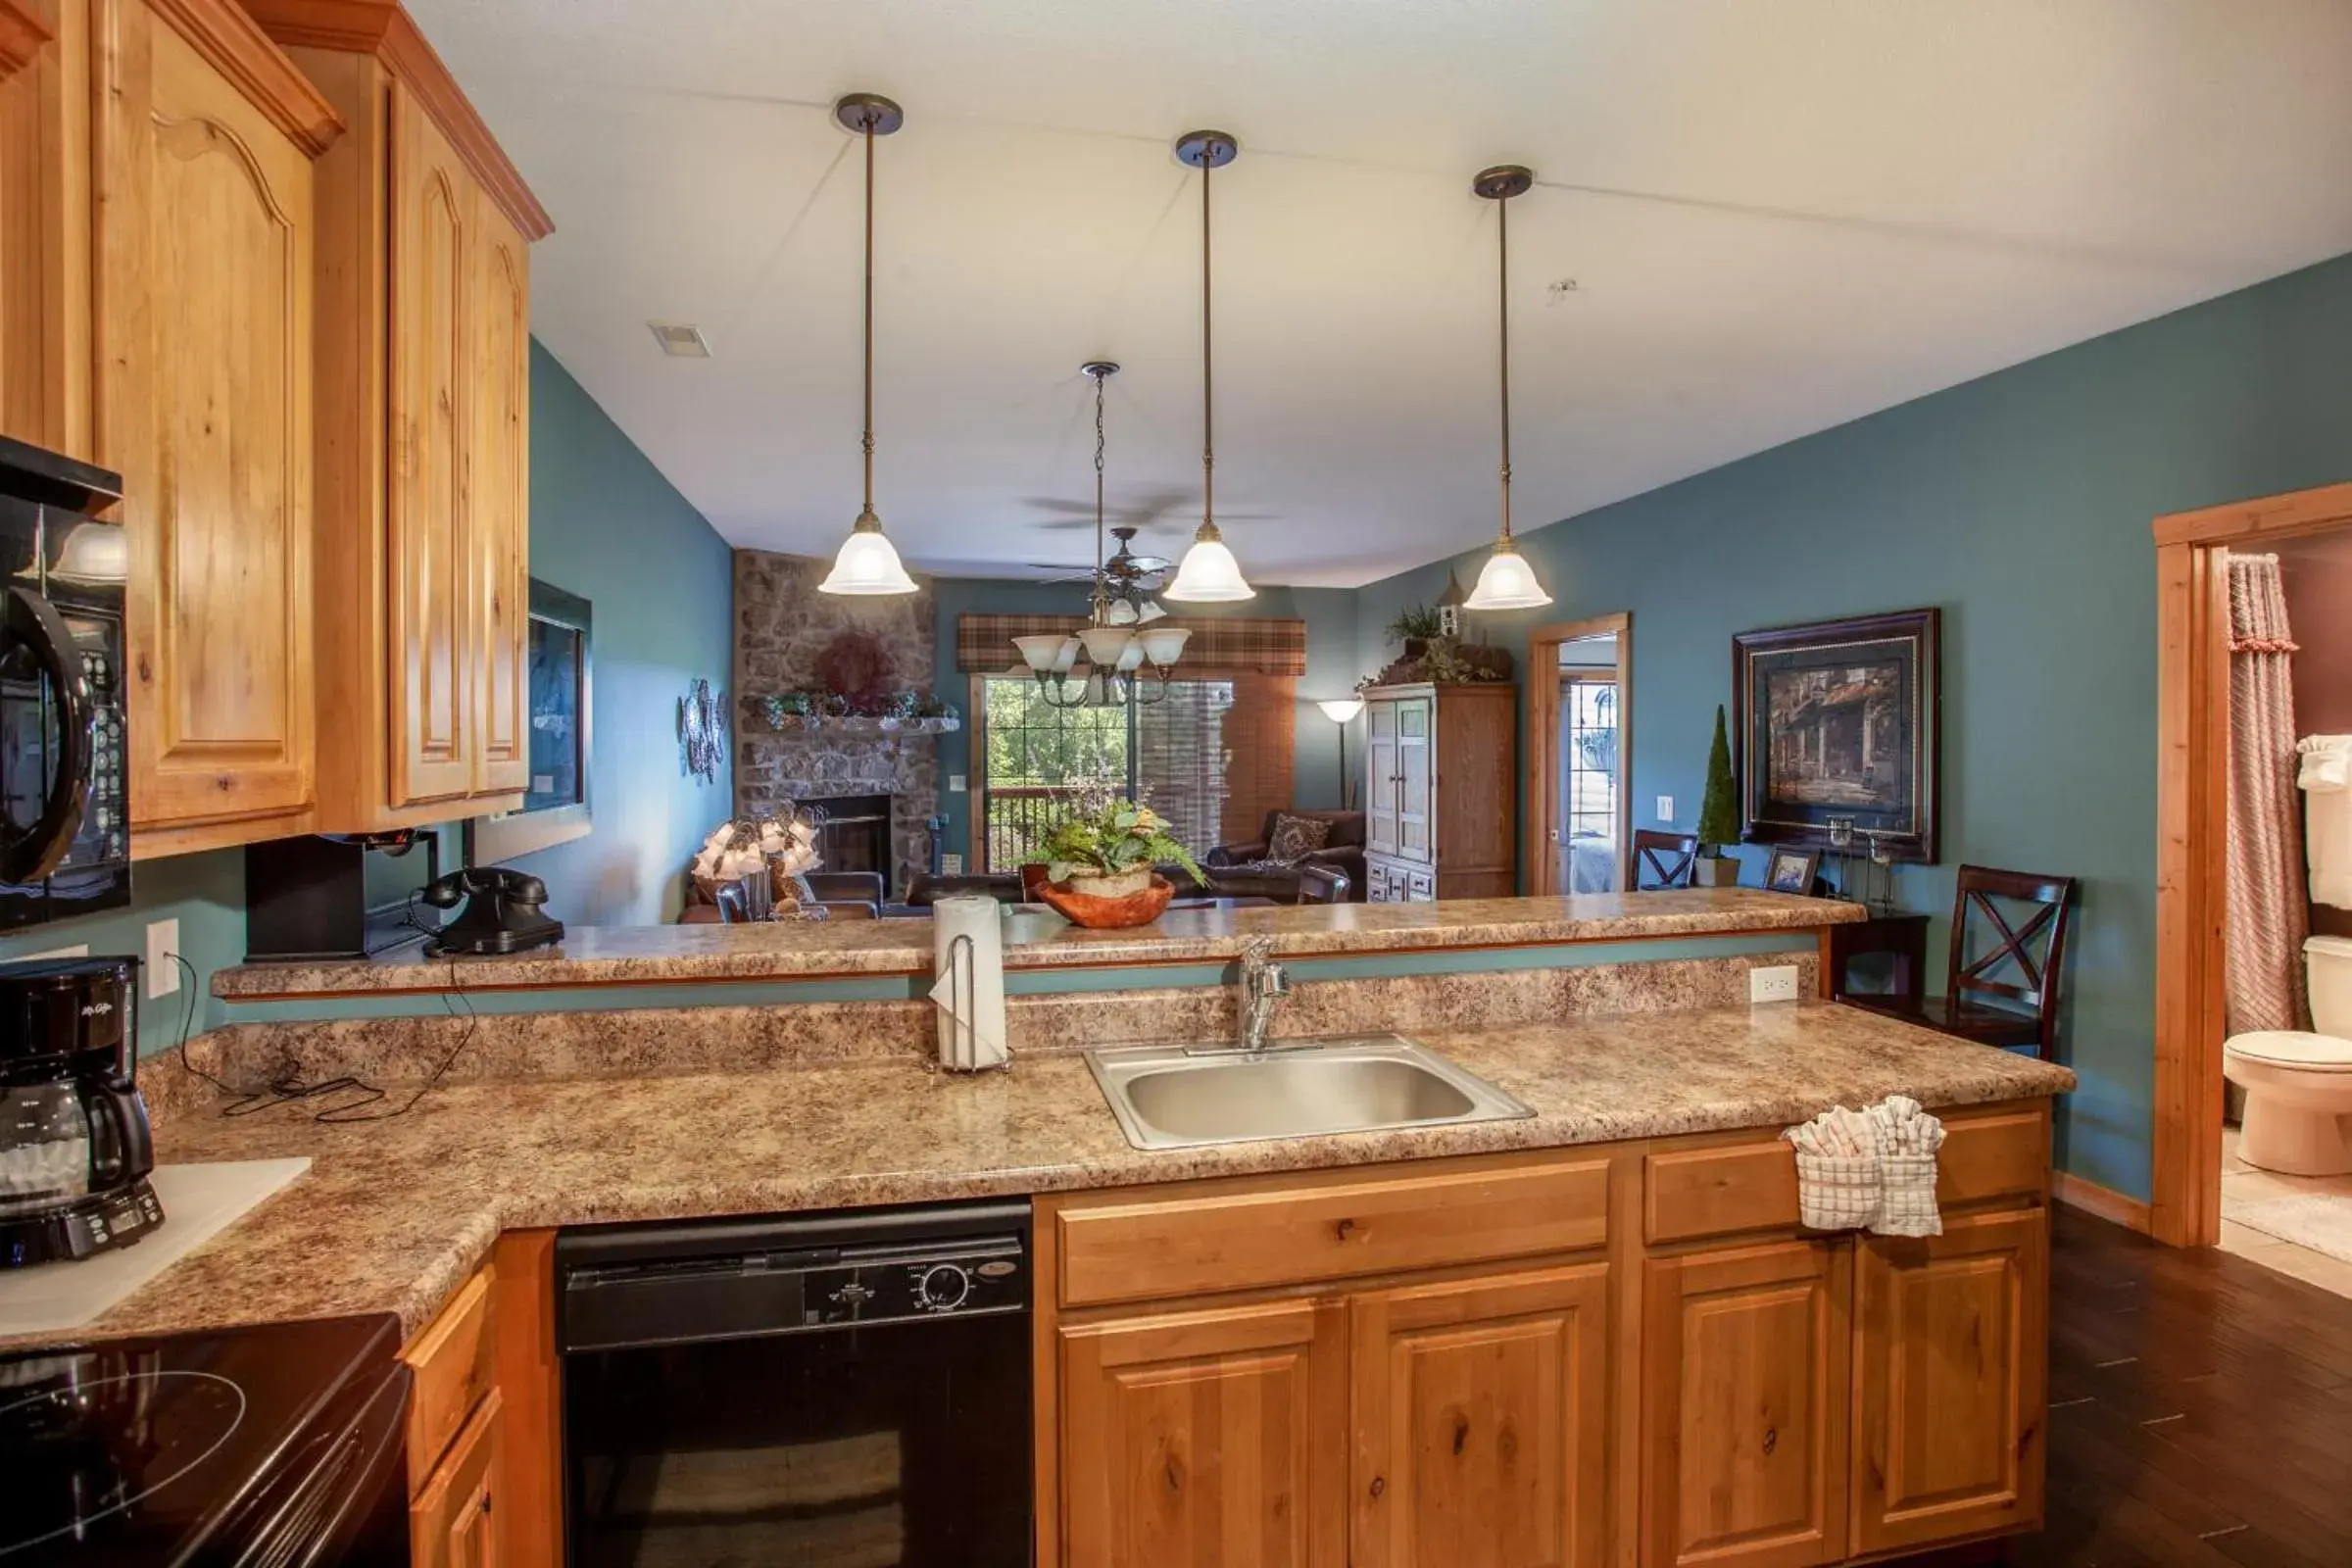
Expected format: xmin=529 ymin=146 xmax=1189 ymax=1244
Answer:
xmin=0 ymin=434 xmax=129 ymax=929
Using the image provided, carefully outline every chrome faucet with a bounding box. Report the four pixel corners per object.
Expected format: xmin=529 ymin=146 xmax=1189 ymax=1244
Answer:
xmin=1239 ymin=937 xmax=1292 ymax=1054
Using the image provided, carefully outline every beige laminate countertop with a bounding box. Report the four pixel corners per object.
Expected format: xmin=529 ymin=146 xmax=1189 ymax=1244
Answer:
xmin=15 ymin=1001 xmax=2071 ymax=1351
xmin=210 ymin=889 xmax=1863 ymax=997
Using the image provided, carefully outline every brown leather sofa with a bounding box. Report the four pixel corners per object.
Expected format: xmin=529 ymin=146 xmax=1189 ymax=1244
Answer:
xmin=1206 ymin=809 xmax=1368 ymax=901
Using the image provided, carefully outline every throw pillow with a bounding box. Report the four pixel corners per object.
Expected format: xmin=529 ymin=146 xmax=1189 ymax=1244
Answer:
xmin=1265 ymin=813 xmax=1334 ymax=865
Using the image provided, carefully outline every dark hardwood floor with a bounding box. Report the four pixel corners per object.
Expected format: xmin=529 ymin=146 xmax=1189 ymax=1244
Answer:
xmin=1910 ymin=1205 xmax=2352 ymax=1566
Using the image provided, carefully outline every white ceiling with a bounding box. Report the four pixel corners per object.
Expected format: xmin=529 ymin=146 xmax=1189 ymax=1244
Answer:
xmin=410 ymin=0 xmax=2352 ymax=588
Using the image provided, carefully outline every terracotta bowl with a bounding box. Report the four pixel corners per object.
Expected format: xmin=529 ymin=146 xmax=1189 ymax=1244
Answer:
xmin=1039 ymin=874 xmax=1177 ymax=929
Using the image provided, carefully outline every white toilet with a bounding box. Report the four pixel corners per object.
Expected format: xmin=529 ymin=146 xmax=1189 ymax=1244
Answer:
xmin=2224 ymin=935 xmax=2352 ymax=1176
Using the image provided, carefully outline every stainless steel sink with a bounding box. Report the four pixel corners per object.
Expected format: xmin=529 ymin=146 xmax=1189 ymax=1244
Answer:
xmin=1084 ymin=1036 xmax=1536 ymax=1151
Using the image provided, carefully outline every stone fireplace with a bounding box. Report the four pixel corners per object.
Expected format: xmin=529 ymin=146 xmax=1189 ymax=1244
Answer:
xmin=732 ymin=551 xmax=941 ymax=897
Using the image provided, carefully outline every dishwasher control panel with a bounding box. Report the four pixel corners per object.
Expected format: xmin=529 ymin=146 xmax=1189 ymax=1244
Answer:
xmin=804 ymin=1239 xmax=1026 ymax=1327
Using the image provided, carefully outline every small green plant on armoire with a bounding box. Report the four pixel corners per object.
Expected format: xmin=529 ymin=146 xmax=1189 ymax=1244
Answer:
xmin=1693 ymin=705 xmax=1742 ymax=887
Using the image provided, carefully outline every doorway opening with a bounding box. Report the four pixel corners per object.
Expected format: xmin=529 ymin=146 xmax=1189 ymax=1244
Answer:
xmin=1525 ymin=614 xmax=1631 ymax=896
xmin=2152 ymin=483 xmax=2352 ymax=1254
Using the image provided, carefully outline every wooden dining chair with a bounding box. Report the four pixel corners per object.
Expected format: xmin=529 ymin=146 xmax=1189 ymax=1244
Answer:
xmin=1846 ymin=864 xmax=2079 ymax=1058
xmin=1631 ymin=829 xmax=1702 ymax=890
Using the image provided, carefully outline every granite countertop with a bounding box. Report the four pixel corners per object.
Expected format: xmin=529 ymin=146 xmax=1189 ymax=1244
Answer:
xmin=21 ymin=1001 xmax=2071 ymax=1350
xmin=212 ymin=889 xmax=1865 ymax=997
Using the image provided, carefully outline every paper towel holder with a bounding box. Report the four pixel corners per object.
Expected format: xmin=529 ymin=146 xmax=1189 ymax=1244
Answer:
xmin=939 ymin=932 xmax=1010 ymax=1073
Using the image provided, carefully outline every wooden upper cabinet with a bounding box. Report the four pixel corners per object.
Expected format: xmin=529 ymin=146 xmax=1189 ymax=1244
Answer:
xmin=100 ymin=0 xmax=342 ymax=853
xmin=468 ymin=194 xmax=529 ymax=797
xmin=1 ymin=0 xmax=84 ymax=458
xmin=1058 ymin=1298 xmax=1348 ymax=1568
xmin=1349 ymin=1264 xmax=1610 ymax=1568
xmin=388 ymin=88 xmax=473 ymax=807
xmin=1642 ymin=1239 xmax=1851 ymax=1568
xmin=246 ymin=0 xmax=551 ymax=831
xmin=1849 ymin=1209 xmax=2047 ymax=1557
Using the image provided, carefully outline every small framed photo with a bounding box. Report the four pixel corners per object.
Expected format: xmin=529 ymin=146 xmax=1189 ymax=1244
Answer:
xmin=1764 ymin=847 xmax=1822 ymax=896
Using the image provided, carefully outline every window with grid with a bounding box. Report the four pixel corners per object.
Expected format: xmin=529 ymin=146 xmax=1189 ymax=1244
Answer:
xmin=977 ymin=675 xmax=1292 ymax=871
xmin=1563 ymin=676 xmax=1618 ymax=842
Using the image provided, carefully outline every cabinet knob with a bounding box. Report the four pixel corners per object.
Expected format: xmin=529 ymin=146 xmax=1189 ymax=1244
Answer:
xmin=1761 ymin=1427 xmax=1778 ymax=1457
xmin=1369 ymin=1475 xmax=1386 ymax=1499
xmin=1334 ymin=1217 xmax=1358 ymax=1243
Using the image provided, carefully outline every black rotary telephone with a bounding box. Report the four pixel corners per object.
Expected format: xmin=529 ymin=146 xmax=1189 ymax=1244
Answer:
xmin=419 ymin=867 xmax=565 ymax=956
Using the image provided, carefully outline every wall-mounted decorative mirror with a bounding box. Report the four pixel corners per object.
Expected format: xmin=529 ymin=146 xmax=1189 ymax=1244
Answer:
xmin=470 ymin=580 xmax=594 ymax=862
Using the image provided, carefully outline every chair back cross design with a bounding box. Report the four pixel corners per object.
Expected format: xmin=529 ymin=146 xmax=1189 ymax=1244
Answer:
xmin=1947 ymin=866 xmax=2078 ymax=1055
xmin=1631 ymin=829 xmax=1701 ymax=891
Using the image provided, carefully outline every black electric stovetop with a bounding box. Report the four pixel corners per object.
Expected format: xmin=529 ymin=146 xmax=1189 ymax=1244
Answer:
xmin=0 ymin=1313 xmax=410 ymax=1566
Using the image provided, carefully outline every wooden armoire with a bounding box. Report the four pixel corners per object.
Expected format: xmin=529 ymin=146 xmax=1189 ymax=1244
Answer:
xmin=1361 ymin=681 xmax=1516 ymax=901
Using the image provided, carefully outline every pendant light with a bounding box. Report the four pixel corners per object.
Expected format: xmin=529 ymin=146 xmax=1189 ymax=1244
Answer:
xmin=1462 ymin=164 xmax=1552 ymax=612
xmin=1163 ymin=129 xmax=1254 ymax=603
xmin=819 ymin=93 xmax=918 ymax=596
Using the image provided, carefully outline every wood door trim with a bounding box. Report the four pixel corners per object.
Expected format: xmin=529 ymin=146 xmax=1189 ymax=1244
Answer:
xmin=1526 ymin=613 xmax=1632 ymax=898
xmin=2148 ymin=483 xmax=2352 ymax=1247
xmin=142 ymin=0 xmax=342 ymax=154
xmin=238 ymin=0 xmax=550 ymax=237
xmin=0 ymin=0 xmax=50 ymax=77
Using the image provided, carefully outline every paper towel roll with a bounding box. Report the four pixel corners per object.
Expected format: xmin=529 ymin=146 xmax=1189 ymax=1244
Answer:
xmin=930 ymin=897 xmax=1008 ymax=1070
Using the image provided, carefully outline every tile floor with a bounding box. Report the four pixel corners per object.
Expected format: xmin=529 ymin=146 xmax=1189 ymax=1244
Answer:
xmin=2214 ymin=1122 xmax=2352 ymax=1298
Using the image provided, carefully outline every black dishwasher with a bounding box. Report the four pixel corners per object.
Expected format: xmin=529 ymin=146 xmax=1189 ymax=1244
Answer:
xmin=556 ymin=1200 xmax=1031 ymax=1568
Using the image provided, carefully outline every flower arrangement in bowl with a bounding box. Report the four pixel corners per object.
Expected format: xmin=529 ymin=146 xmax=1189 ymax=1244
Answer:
xmin=1027 ymin=796 xmax=1206 ymax=927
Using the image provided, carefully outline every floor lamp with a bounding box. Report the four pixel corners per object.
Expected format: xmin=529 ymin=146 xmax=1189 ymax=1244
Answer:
xmin=1317 ymin=698 xmax=1366 ymax=812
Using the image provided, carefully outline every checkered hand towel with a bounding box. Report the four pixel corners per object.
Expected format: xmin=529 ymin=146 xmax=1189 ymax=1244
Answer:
xmin=1783 ymin=1106 xmax=1882 ymax=1231
xmin=1866 ymin=1096 xmax=1946 ymax=1238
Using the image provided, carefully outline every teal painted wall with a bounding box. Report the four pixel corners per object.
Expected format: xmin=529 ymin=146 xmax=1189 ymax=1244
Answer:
xmin=929 ymin=578 xmax=1361 ymax=862
xmin=0 ymin=339 xmax=732 ymax=1053
xmin=1351 ymin=251 xmax=2352 ymax=1201
xmin=502 ymin=343 xmax=734 ymax=923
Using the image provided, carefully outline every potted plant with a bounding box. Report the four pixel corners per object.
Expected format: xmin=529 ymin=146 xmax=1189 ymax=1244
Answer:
xmin=1694 ymin=705 xmax=1742 ymax=887
xmin=1031 ymin=798 xmax=1206 ymax=900
xmin=1385 ymin=604 xmax=1444 ymax=659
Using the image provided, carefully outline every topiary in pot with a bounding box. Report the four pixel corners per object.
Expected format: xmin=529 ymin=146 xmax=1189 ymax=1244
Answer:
xmin=1693 ymin=705 xmax=1742 ymax=887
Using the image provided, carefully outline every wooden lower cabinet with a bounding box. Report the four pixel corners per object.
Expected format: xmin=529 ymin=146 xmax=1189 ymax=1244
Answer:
xmin=412 ymin=1387 xmax=503 ymax=1568
xmin=1041 ymin=1104 xmax=2054 ymax=1568
xmin=1059 ymin=1298 xmax=1349 ymax=1568
xmin=1849 ymin=1208 xmax=2048 ymax=1557
xmin=1351 ymin=1264 xmax=1610 ymax=1568
xmin=1642 ymin=1241 xmax=1851 ymax=1568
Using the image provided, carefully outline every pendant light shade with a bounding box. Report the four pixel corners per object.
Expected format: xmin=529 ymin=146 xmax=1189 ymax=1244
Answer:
xmin=819 ymin=93 xmax=917 ymax=598
xmin=1165 ymin=129 xmax=1254 ymax=605
xmin=1463 ymin=164 xmax=1551 ymax=612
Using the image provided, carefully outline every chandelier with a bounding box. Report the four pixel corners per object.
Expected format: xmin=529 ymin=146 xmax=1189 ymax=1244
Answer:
xmin=818 ymin=92 xmax=918 ymax=596
xmin=1462 ymin=163 xmax=1553 ymax=611
xmin=1011 ymin=363 xmax=1191 ymax=708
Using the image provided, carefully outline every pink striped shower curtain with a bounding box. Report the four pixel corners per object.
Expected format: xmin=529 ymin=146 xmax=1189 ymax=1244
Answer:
xmin=2225 ymin=552 xmax=2310 ymax=1035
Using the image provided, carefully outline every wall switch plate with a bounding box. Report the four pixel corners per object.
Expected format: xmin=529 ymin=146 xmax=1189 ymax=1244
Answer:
xmin=948 ymin=774 xmax=966 ymax=793
xmin=1749 ymin=965 xmax=1800 ymax=1004
xmin=145 ymin=919 xmax=181 ymax=998
xmin=941 ymin=853 xmax=964 ymax=875
xmin=1656 ymin=796 xmax=1675 ymax=822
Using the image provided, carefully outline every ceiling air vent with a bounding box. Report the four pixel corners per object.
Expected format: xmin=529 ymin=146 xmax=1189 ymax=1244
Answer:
xmin=648 ymin=322 xmax=711 ymax=359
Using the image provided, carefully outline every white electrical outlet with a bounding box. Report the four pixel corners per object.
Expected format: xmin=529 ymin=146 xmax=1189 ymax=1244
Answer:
xmin=145 ymin=919 xmax=180 ymax=998
xmin=948 ymin=774 xmax=966 ymax=793
xmin=1748 ymin=965 xmax=1800 ymax=1004
xmin=1656 ymin=795 xmax=1675 ymax=822
xmin=941 ymin=853 xmax=964 ymax=875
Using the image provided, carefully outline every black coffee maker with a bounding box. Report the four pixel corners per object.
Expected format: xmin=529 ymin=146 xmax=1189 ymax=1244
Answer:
xmin=0 ymin=956 xmax=161 ymax=1267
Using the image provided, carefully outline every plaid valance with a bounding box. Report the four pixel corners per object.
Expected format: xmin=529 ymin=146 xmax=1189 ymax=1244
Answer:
xmin=956 ymin=612 xmax=1306 ymax=677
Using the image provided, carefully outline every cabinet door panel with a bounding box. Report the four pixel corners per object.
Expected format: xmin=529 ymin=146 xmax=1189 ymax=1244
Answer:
xmin=1366 ymin=699 xmax=1399 ymax=858
xmin=412 ymin=1387 xmax=503 ymax=1568
xmin=1850 ymin=1208 xmax=2046 ymax=1556
xmin=1350 ymin=1264 xmax=1609 ymax=1568
xmin=1642 ymin=1240 xmax=1849 ymax=1568
xmin=467 ymin=192 xmax=527 ymax=796
xmin=1396 ymin=696 xmax=1432 ymax=862
xmin=111 ymin=3 xmax=316 ymax=834
xmin=1060 ymin=1298 xmax=1347 ymax=1568
xmin=388 ymin=84 xmax=472 ymax=806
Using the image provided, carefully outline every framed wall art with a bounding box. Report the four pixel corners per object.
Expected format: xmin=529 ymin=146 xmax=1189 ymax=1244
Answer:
xmin=1732 ymin=608 xmax=1939 ymax=862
